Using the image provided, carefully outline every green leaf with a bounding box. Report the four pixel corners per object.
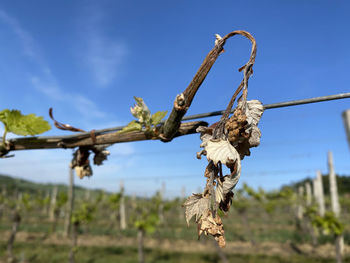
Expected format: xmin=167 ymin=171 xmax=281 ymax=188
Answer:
xmin=0 ymin=109 xmax=51 ymax=136
xmin=118 ymin=121 xmax=142 ymax=134
xmin=151 ymin=111 xmax=167 ymax=126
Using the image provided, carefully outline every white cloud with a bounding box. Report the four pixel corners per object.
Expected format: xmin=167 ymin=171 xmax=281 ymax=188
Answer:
xmin=30 ymin=75 xmax=106 ymax=119
xmin=0 ymin=8 xmax=137 ymax=191
xmin=0 ymin=9 xmax=39 ymax=60
xmin=0 ymin=9 xmax=133 ymax=183
xmin=87 ymin=35 xmax=127 ymax=87
xmin=0 ymin=9 xmax=108 ymax=122
xmin=30 ymin=76 xmax=64 ymax=100
xmin=79 ymin=5 xmax=128 ymax=88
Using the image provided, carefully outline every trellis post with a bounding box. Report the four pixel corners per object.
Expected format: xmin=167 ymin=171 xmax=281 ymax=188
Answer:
xmin=120 ymin=180 xmax=126 ymax=230
xmin=328 ymin=151 xmax=344 ymax=263
xmin=64 ymin=167 xmax=75 ymax=237
xmin=49 ymin=186 xmax=58 ymax=221
xmin=305 ymin=182 xmax=312 ymax=206
xmin=342 ymin=110 xmax=350 ymax=151
xmin=314 ymin=171 xmax=325 ymax=217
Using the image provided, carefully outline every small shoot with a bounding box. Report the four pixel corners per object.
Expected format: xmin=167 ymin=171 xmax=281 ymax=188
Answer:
xmin=119 ymin=97 xmax=167 ymax=134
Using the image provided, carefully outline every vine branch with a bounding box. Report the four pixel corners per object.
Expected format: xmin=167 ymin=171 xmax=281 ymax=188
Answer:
xmin=1 ymin=92 xmax=349 ymax=157
xmin=160 ymin=30 xmax=257 ymax=142
xmin=0 ymin=121 xmax=207 ymax=155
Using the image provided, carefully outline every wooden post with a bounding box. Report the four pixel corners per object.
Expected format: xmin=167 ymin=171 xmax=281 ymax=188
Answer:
xmin=84 ymin=189 xmax=91 ymax=201
xmin=68 ymin=222 xmax=78 ymax=263
xmin=64 ymin=167 xmax=75 ymax=237
xmin=328 ymin=152 xmax=340 ymax=215
xmin=328 ymin=151 xmax=344 ymax=263
xmin=158 ymin=182 xmax=165 ymax=224
xmin=342 ymin=110 xmax=350 ymax=151
xmin=308 ymin=180 xmax=318 ymax=247
xmin=305 ymin=182 xmax=312 ymax=206
xmin=314 ymin=171 xmax=325 ymax=216
xmin=7 ymin=211 xmax=21 ymax=261
xmin=297 ymin=186 xmax=304 ymax=221
xmin=49 ymin=186 xmax=58 ymax=221
xmin=137 ymin=229 xmax=145 ymax=263
xmin=179 ymin=186 xmax=186 ymax=221
xmin=119 ymin=180 xmax=126 ymax=230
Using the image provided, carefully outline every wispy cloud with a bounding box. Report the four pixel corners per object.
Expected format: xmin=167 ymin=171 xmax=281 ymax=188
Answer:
xmin=87 ymin=34 xmax=127 ymax=87
xmin=0 ymin=9 xmax=39 ymax=60
xmin=30 ymin=76 xmax=106 ymax=119
xmin=0 ymin=8 xmax=136 ymax=190
xmin=80 ymin=5 xmax=128 ymax=88
xmin=0 ymin=8 xmax=108 ymax=121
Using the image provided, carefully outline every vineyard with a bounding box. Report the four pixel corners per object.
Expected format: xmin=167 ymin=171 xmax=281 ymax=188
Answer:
xmin=1 ymin=1 xmax=350 ymax=262
xmin=0 ymin=173 xmax=349 ymax=262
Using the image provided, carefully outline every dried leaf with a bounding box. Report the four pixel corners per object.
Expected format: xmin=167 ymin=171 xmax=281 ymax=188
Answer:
xmin=235 ymin=140 xmax=251 ymax=159
xmin=222 ymin=172 xmax=241 ymax=194
xmin=215 ymin=161 xmax=241 ymax=204
xmin=75 ymin=164 xmax=93 ymax=179
xmin=93 ymin=149 xmax=110 ymax=165
xmin=225 ymin=108 xmax=248 ymax=145
xmin=205 ymin=139 xmax=240 ymax=167
xmin=248 ymin=125 xmax=261 ymax=147
xmin=183 ymin=194 xmax=210 ymax=225
xmin=196 ymin=126 xmax=208 ymax=134
xmin=199 ymin=133 xmax=212 ymax=148
xmin=219 ymin=191 xmax=234 ymax=212
xmin=245 ymin=100 xmax=263 ymax=126
xmin=228 ymin=100 xmax=263 ymax=159
xmin=215 ymin=181 xmax=224 ymax=204
xmin=198 ymin=210 xmax=226 ymax=248
xmin=196 ymin=149 xmax=206 ymax=159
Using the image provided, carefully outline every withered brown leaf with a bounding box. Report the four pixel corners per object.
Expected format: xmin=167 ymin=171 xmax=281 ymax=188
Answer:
xmin=183 ymin=194 xmax=210 ymax=225
xmin=198 ymin=210 xmax=226 ymax=248
xmin=205 ymin=140 xmax=240 ymax=167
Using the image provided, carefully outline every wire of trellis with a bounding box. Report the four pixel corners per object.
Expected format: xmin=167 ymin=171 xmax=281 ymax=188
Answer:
xmin=75 ymin=92 xmax=350 ymax=138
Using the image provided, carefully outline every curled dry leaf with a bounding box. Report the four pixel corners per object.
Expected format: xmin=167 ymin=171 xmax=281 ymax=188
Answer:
xmin=244 ymin=100 xmax=264 ymax=126
xmin=205 ymin=139 xmax=240 ymax=167
xmin=75 ymin=164 xmax=93 ymax=179
xmin=183 ymin=193 xmax=210 ymax=225
xmin=93 ymin=149 xmax=110 ymax=165
xmin=248 ymin=126 xmax=261 ymax=147
xmin=215 ymin=159 xmax=241 ymax=204
xmin=225 ymin=108 xmax=249 ymax=145
xmin=198 ymin=210 xmax=226 ymax=248
xmin=185 ymin=30 xmax=261 ymax=248
xmin=219 ymin=191 xmax=234 ymax=212
xmin=226 ymin=100 xmax=264 ymax=159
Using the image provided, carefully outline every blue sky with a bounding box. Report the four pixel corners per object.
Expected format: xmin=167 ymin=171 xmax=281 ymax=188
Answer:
xmin=0 ymin=0 xmax=349 ymax=197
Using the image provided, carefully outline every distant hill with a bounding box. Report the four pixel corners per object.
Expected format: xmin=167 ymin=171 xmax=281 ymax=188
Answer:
xmin=0 ymin=174 xmax=105 ymax=198
xmin=284 ymin=174 xmax=350 ymax=195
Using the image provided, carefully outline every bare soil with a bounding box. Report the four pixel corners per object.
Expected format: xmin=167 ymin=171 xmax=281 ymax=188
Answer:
xmin=1 ymin=231 xmax=349 ymax=259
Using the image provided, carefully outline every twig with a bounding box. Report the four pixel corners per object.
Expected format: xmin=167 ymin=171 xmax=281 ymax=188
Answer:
xmin=1 ymin=92 xmax=349 ymax=156
xmin=160 ymin=30 xmax=257 ymax=141
xmin=213 ymin=31 xmax=256 ymax=139
xmin=1 ymin=121 xmax=207 ymax=154
xmin=1 ymin=92 xmax=349 ymax=157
